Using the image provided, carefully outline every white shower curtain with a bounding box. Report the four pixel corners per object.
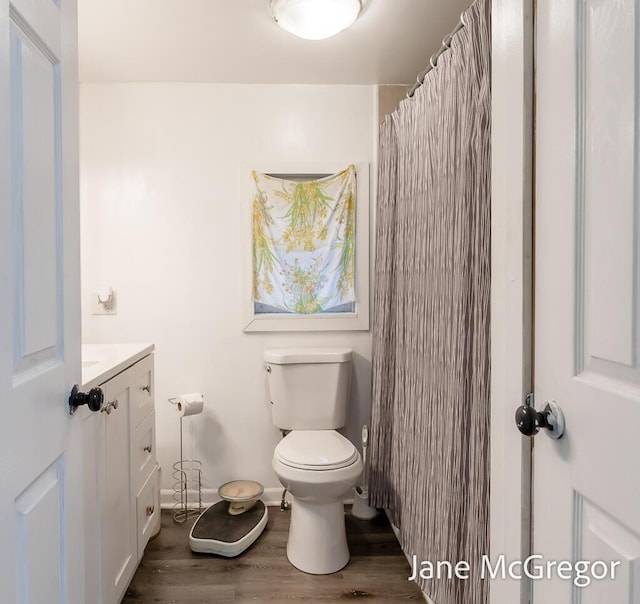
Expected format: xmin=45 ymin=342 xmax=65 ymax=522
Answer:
xmin=369 ymin=1 xmax=491 ymax=603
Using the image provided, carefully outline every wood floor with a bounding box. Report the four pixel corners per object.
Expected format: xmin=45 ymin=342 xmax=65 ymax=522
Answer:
xmin=123 ymin=505 xmax=423 ymax=603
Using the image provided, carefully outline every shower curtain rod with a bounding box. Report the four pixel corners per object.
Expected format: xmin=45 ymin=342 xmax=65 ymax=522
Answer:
xmin=406 ymin=17 xmax=465 ymax=98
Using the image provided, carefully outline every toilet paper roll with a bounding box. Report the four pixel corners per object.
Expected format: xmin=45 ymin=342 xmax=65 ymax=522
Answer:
xmin=177 ymin=392 xmax=204 ymax=417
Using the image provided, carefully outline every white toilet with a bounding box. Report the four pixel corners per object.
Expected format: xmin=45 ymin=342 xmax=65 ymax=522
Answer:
xmin=264 ymin=348 xmax=363 ymax=575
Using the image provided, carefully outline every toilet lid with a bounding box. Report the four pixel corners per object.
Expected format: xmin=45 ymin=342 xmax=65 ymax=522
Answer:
xmin=275 ymin=430 xmax=359 ymax=470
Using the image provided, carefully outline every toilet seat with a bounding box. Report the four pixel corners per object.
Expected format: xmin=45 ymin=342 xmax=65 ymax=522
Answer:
xmin=275 ymin=430 xmax=358 ymax=471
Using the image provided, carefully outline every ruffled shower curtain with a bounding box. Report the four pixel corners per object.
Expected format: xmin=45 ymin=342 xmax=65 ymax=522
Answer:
xmin=368 ymin=1 xmax=491 ymax=603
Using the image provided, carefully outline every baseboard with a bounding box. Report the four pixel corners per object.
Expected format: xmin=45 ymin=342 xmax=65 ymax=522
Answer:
xmin=160 ymin=487 xmax=356 ymax=510
xmin=160 ymin=486 xmax=292 ymax=509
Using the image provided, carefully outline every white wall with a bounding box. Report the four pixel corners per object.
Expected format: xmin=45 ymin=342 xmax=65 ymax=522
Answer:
xmin=80 ymin=83 xmax=376 ymax=501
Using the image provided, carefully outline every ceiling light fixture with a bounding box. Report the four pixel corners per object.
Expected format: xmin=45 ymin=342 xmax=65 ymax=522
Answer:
xmin=270 ymin=0 xmax=362 ymax=41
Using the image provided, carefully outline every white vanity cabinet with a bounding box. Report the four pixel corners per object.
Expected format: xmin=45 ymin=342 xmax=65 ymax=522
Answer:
xmin=100 ymin=366 xmax=138 ymax=604
xmin=131 ymin=354 xmax=160 ymax=561
xmin=81 ymin=344 xmax=159 ymax=604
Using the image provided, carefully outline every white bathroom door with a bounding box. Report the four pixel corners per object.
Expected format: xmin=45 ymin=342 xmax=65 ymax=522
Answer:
xmin=0 ymin=0 xmax=85 ymax=602
xmin=534 ymin=0 xmax=640 ymax=601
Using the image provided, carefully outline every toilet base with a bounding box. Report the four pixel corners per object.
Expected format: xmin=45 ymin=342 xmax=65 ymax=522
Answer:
xmin=286 ymin=497 xmax=349 ymax=574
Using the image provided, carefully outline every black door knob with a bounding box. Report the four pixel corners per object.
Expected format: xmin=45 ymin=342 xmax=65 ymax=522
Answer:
xmin=515 ymin=403 xmax=549 ymax=436
xmin=515 ymin=395 xmax=565 ymax=439
xmin=68 ymin=385 xmax=104 ymax=416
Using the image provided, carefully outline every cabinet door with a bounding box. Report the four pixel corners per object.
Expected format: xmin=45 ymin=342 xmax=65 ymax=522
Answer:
xmin=101 ymin=368 xmax=137 ymax=604
xmin=132 ymin=353 xmax=154 ymax=428
xmin=132 ymin=410 xmax=156 ymax=494
xmin=82 ymin=408 xmax=101 ymax=604
xmin=136 ymin=466 xmax=160 ymax=559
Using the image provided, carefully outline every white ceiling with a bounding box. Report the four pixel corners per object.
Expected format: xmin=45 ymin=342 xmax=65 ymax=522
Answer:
xmin=78 ymin=0 xmax=473 ymax=85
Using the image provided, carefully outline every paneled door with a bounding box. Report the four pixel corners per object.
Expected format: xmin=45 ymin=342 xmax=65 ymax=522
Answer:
xmin=0 ymin=0 xmax=84 ymax=602
xmin=535 ymin=0 xmax=640 ymax=601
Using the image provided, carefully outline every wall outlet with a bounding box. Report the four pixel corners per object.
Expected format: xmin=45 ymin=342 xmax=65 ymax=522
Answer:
xmin=91 ymin=289 xmax=117 ymax=315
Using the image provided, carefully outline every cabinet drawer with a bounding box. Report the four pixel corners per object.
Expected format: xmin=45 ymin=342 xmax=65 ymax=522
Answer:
xmin=132 ymin=410 xmax=156 ymax=493
xmin=136 ymin=466 xmax=160 ymax=560
xmin=132 ymin=354 xmax=154 ymax=428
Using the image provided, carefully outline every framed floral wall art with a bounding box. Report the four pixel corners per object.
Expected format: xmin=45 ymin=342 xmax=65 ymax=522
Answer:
xmin=241 ymin=161 xmax=369 ymax=332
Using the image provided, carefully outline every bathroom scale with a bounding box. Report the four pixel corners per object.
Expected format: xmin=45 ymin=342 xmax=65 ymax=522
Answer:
xmin=189 ymin=480 xmax=268 ymax=557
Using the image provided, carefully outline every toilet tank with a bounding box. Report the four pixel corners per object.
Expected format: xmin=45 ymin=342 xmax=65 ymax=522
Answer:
xmin=264 ymin=348 xmax=353 ymax=430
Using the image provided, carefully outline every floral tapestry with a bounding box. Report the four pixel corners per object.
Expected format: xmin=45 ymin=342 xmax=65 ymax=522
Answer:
xmin=252 ymin=165 xmax=356 ymax=314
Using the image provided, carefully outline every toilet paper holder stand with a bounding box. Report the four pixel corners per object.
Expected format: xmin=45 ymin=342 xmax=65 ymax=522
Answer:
xmin=169 ymin=397 xmax=203 ymax=524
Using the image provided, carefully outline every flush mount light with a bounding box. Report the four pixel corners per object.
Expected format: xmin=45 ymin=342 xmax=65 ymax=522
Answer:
xmin=270 ymin=0 xmax=362 ymax=41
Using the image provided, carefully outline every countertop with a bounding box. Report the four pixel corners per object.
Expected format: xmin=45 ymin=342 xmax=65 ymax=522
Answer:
xmin=81 ymin=342 xmax=154 ymax=389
